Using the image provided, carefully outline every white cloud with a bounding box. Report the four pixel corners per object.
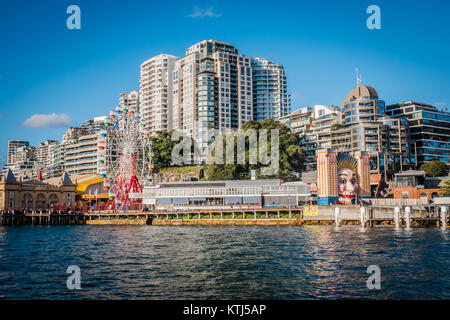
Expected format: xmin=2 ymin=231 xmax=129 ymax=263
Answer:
xmin=187 ymin=6 xmax=221 ymax=18
xmin=22 ymin=113 xmax=72 ymax=128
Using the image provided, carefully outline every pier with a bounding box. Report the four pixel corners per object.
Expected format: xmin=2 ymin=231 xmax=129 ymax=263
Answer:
xmin=0 ymin=211 xmax=86 ymax=226
xmin=0 ymin=205 xmax=448 ymax=227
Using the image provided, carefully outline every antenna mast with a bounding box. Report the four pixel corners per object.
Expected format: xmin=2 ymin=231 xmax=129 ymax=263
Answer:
xmin=356 ymin=68 xmax=362 ymax=85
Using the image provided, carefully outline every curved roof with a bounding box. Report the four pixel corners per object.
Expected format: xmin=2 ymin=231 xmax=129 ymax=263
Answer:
xmin=343 ymin=84 xmax=379 ymax=104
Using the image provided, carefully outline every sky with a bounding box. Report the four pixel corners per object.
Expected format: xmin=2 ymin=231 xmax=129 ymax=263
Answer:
xmin=0 ymin=0 xmax=449 ymax=165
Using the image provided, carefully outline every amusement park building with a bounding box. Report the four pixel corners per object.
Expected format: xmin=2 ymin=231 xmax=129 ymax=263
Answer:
xmin=0 ymin=169 xmax=76 ymax=211
xmin=143 ymin=179 xmax=311 ymax=209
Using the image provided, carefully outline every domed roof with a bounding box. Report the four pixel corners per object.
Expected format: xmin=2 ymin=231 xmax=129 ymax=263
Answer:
xmin=343 ymin=84 xmax=379 ymax=105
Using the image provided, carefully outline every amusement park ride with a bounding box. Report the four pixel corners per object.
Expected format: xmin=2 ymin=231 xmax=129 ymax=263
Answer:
xmin=97 ymin=104 xmax=153 ymax=210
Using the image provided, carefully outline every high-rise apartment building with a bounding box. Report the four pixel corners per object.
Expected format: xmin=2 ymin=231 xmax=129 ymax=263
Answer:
xmin=65 ymin=134 xmax=99 ymax=175
xmin=140 ymin=40 xmax=290 ymax=154
xmin=62 ymin=127 xmax=89 ymax=144
xmin=62 ymin=117 xmax=106 ymax=144
xmin=81 ymin=117 xmax=107 ymax=134
xmin=11 ymin=146 xmax=36 ymax=164
xmin=330 ymin=84 xmax=411 ymax=177
xmin=252 ymin=57 xmax=290 ymax=121
xmin=172 ymin=50 xmax=198 ymax=135
xmin=172 ymin=40 xmax=253 ymax=152
xmin=119 ymin=91 xmax=140 ymax=114
xmin=386 ymin=101 xmax=450 ymax=167
xmin=36 ymin=140 xmax=58 ymax=168
xmin=7 ymin=140 xmax=29 ymax=165
xmin=140 ymin=54 xmax=178 ymax=134
xmin=47 ymin=143 xmax=67 ymax=178
xmin=280 ymin=105 xmax=341 ymax=171
xmin=281 ymin=84 xmax=412 ymax=179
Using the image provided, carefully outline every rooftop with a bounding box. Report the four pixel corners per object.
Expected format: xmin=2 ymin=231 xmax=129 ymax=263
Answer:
xmin=344 ymin=84 xmax=379 ymax=104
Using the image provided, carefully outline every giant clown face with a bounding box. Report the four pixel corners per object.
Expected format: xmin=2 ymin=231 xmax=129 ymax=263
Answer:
xmin=338 ymin=168 xmax=358 ymax=199
xmin=337 ymin=154 xmax=359 ymax=205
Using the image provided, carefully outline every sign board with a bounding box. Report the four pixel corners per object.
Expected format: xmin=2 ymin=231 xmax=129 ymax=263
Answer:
xmin=303 ymin=205 xmax=310 ymax=216
xmin=303 ymin=205 xmax=318 ymax=217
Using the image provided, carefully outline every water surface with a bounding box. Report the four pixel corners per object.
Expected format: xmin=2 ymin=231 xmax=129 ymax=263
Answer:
xmin=0 ymin=225 xmax=448 ymax=299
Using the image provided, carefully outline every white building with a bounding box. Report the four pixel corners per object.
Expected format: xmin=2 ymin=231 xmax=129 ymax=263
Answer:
xmin=10 ymin=146 xmax=36 ymax=164
xmin=36 ymin=140 xmax=58 ymax=168
xmin=65 ymin=134 xmax=99 ymax=175
xmin=47 ymin=143 xmax=67 ymax=178
xmin=280 ymin=105 xmax=341 ymax=171
xmin=140 ymin=54 xmax=178 ymax=134
xmin=6 ymin=140 xmax=29 ymax=165
xmin=252 ymin=57 xmax=290 ymax=121
xmin=119 ymin=91 xmax=140 ymax=114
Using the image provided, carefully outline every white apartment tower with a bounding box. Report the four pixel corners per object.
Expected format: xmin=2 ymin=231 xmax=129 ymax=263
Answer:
xmin=252 ymin=57 xmax=290 ymax=121
xmin=140 ymin=54 xmax=178 ymax=134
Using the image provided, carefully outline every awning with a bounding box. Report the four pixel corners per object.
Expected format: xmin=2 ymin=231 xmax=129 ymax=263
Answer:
xmin=76 ymin=176 xmax=105 ymax=195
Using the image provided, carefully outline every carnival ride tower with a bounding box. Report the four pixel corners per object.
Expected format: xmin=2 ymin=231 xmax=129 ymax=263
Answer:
xmin=98 ymin=104 xmax=153 ymax=210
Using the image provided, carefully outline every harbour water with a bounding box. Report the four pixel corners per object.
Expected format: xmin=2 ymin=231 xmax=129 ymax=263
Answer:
xmin=0 ymin=225 xmax=448 ymax=299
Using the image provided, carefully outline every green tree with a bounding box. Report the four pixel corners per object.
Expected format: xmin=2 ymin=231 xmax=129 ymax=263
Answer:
xmin=205 ymin=119 xmax=305 ymax=180
xmin=150 ymin=131 xmax=183 ymax=172
xmin=440 ymin=179 xmax=450 ymax=196
xmin=420 ymin=160 xmax=449 ymax=177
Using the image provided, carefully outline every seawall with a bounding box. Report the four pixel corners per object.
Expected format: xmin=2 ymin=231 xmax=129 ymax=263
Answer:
xmin=86 ymin=218 xmax=148 ymax=225
xmin=152 ymin=218 xmax=302 ymax=226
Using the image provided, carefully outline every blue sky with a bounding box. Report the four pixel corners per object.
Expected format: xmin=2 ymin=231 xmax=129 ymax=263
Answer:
xmin=0 ymin=0 xmax=449 ymax=164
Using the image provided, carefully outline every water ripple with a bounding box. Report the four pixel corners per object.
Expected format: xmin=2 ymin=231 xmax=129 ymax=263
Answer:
xmin=0 ymin=225 xmax=448 ymax=299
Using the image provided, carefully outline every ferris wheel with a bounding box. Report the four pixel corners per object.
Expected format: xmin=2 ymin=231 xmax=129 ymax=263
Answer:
xmin=97 ymin=104 xmax=154 ymax=210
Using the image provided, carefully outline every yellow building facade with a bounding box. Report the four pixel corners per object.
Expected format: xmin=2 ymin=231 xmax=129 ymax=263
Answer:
xmin=0 ymin=170 xmax=76 ymax=211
